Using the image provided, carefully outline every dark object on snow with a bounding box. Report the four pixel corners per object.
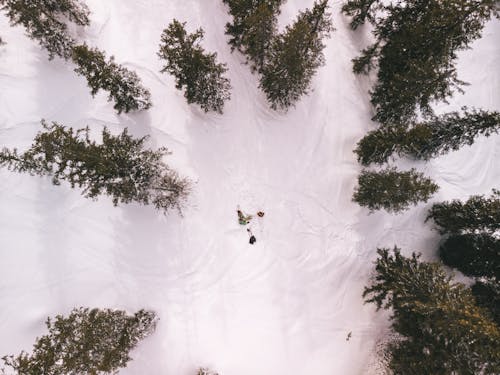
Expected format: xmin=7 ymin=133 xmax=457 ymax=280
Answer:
xmin=257 ymin=211 xmax=265 ymax=217
xmin=247 ymin=228 xmax=256 ymax=245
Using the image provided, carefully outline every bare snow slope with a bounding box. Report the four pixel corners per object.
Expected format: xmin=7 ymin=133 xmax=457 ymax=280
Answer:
xmin=0 ymin=1 xmax=498 ymax=374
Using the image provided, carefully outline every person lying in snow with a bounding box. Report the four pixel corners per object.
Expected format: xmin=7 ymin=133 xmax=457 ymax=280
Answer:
xmin=247 ymin=228 xmax=256 ymax=245
xmin=237 ymin=209 xmax=252 ymax=225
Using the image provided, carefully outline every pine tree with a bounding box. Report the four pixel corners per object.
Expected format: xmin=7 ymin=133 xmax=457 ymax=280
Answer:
xmin=158 ymin=20 xmax=231 ymax=114
xmin=259 ymin=0 xmax=333 ymax=110
xmin=1 ymin=1 xmax=152 ymax=113
xmin=355 ymin=109 xmax=500 ymax=165
xmin=197 ymin=368 xmax=219 ymax=375
xmin=0 ymin=121 xmax=190 ymax=213
xmin=364 ymin=247 xmax=500 ymax=374
xmin=343 ymin=0 xmax=500 ymax=124
xmin=2 ymin=308 xmax=157 ymax=374
xmin=341 ymin=0 xmax=381 ymax=29
xmin=426 ymin=189 xmax=500 ymax=234
xmin=353 ymin=168 xmax=438 ymax=213
xmin=439 ymin=234 xmax=500 ymax=279
xmin=0 ymin=0 xmax=90 ymax=59
xmin=354 ymin=125 xmax=406 ymax=165
xmin=403 ymin=109 xmax=500 ymax=159
xmin=71 ymin=44 xmax=152 ymax=114
xmin=427 ymin=191 xmax=500 ymax=329
xmin=472 ymin=279 xmax=500 ymax=325
xmin=223 ymin=0 xmax=285 ymax=72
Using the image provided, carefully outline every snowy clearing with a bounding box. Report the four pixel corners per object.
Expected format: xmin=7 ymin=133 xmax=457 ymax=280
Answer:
xmin=0 ymin=1 xmax=499 ymax=374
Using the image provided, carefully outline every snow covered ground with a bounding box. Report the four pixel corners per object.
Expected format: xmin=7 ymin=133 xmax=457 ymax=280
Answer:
xmin=0 ymin=1 xmax=498 ymax=374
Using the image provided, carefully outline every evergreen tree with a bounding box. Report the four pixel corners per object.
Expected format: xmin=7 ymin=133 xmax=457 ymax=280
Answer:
xmin=197 ymin=368 xmax=219 ymax=375
xmin=426 ymin=189 xmax=500 ymax=234
xmin=1 ymin=1 xmax=152 ymax=113
xmin=259 ymin=0 xmax=333 ymax=110
xmin=158 ymin=20 xmax=231 ymax=114
xmin=354 ymin=124 xmax=406 ymax=165
xmin=223 ymin=0 xmax=285 ymax=72
xmin=355 ymin=109 xmax=500 ymax=165
xmin=364 ymin=247 xmax=500 ymax=374
xmin=427 ymin=191 xmax=500 ymax=329
xmin=402 ymin=109 xmax=500 ymax=159
xmin=72 ymin=44 xmax=152 ymax=114
xmin=341 ymin=0 xmax=381 ymax=29
xmin=439 ymin=233 xmax=500 ymax=279
xmin=2 ymin=308 xmax=157 ymax=374
xmin=472 ymin=279 xmax=500 ymax=326
xmin=353 ymin=168 xmax=438 ymax=213
xmin=0 ymin=121 xmax=190 ymax=213
xmin=343 ymin=0 xmax=499 ymax=124
xmin=0 ymin=0 xmax=90 ymax=59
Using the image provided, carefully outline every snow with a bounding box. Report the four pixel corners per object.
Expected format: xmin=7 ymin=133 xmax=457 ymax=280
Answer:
xmin=0 ymin=1 xmax=499 ymax=374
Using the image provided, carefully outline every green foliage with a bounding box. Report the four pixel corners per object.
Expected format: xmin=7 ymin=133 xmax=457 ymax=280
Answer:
xmin=472 ymin=279 xmax=500 ymax=326
xmin=364 ymin=247 xmax=500 ymax=374
xmin=427 ymin=190 xmax=500 ymax=332
xmin=2 ymin=308 xmax=157 ymax=375
xmin=439 ymin=233 xmax=500 ymax=279
xmin=158 ymin=20 xmax=231 ymax=114
xmin=344 ymin=0 xmax=500 ymax=124
xmin=426 ymin=189 xmax=500 ymax=234
xmin=401 ymin=109 xmax=500 ymax=159
xmin=353 ymin=168 xmax=438 ymax=213
xmin=1 ymin=1 xmax=152 ymax=113
xmin=0 ymin=121 xmax=190 ymax=213
xmin=341 ymin=0 xmax=381 ymax=30
xmin=354 ymin=125 xmax=405 ymax=165
xmin=223 ymin=0 xmax=285 ymax=72
xmin=355 ymin=109 xmax=500 ymax=165
xmin=351 ymin=43 xmax=378 ymax=75
xmin=0 ymin=0 xmax=89 ymax=59
xmin=260 ymin=0 xmax=333 ymax=110
xmin=72 ymin=44 xmax=152 ymax=114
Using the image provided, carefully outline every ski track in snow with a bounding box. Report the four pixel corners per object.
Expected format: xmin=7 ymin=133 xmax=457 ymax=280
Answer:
xmin=0 ymin=1 xmax=499 ymax=374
